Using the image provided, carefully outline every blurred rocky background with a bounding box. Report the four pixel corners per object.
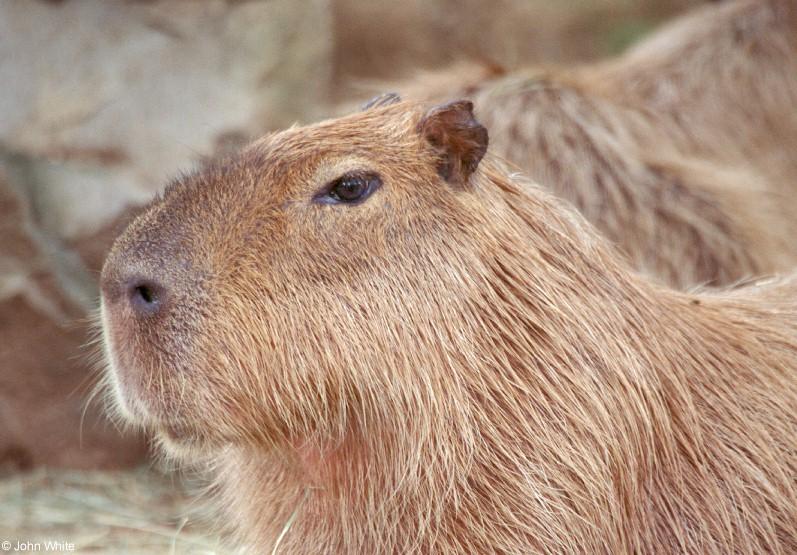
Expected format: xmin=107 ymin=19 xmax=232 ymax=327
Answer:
xmin=0 ymin=0 xmax=698 ymax=472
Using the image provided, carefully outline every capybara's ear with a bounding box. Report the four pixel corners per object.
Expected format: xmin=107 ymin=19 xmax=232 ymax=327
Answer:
xmin=361 ymin=92 xmax=402 ymax=111
xmin=418 ymin=100 xmax=488 ymax=186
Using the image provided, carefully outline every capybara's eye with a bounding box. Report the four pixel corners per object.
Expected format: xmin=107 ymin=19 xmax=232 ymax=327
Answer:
xmin=314 ymin=171 xmax=382 ymax=205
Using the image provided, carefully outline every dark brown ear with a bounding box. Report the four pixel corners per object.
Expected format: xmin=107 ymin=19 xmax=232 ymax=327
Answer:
xmin=362 ymin=92 xmax=401 ymax=111
xmin=418 ymin=100 xmax=488 ymax=186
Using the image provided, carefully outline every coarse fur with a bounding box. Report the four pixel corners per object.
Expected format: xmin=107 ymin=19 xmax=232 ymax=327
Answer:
xmin=393 ymin=0 xmax=797 ymax=288
xmin=100 ymin=99 xmax=797 ymax=553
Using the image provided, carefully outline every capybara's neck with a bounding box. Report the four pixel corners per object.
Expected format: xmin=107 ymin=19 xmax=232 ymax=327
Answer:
xmin=211 ymin=166 xmax=797 ymax=553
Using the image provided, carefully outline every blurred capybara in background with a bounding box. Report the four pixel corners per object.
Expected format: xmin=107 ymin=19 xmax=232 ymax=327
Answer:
xmin=388 ymin=0 xmax=797 ymax=289
xmin=100 ymin=99 xmax=797 ymax=553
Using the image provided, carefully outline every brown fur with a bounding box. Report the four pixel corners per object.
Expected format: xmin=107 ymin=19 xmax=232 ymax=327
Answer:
xmin=101 ymin=99 xmax=797 ymax=553
xmin=391 ymin=0 xmax=797 ymax=288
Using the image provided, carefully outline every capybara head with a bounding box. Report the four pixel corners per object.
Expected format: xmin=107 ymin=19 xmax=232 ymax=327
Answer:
xmin=100 ymin=97 xmax=496 ymax=453
xmin=100 ymin=96 xmax=797 ymax=553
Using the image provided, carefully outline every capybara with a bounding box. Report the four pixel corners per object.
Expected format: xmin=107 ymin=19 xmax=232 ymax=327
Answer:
xmin=389 ymin=0 xmax=797 ymax=289
xmin=100 ymin=99 xmax=797 ymax=553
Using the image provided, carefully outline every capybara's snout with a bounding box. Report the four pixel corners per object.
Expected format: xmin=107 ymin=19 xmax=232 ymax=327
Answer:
xmin=100 ymin=219 xmax=188 ymax=333
xmin=99 ymin=208 xmax=210 ymax=425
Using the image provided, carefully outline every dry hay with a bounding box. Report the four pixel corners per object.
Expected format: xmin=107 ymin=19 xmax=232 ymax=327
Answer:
xmin=0 ymin=467 xmax=226 ymax=554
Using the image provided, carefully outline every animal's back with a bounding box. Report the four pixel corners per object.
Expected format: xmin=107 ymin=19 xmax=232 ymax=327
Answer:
xmin=396 ymin=0 xmax=797 ymax=288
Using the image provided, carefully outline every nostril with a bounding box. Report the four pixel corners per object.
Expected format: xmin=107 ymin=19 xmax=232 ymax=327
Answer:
xmin=135 ymin=284 xmax=155 ymax=304
xmin=127 ymin=279 xmax=166 ymax=315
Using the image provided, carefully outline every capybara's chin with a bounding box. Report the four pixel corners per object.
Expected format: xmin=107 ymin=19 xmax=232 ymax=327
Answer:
xmin=153 ymin=422 xmax=219 ymax=460
xmin=102 ymin=335 xmax=216 ymax=451
xmin=103 ymin=351 xmax=219 ymax=457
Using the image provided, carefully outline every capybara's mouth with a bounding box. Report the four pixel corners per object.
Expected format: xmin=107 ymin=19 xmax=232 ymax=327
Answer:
xmin=157 ymin=421 xmax=203 ymax=446
xmin=106 ymin=359 xmax=200 ymax=447
xmin=100 ymin=299 xmax=178 ymax=425
xmin=104 ymin=355 xmax=192 ymax=434
xmin=102 ymin=337 xmax=178 ymax=430
xmin=104 ymin=358 xmax=163 ymax=426
xmin=101 ymin=336 xmax=153 ymax=424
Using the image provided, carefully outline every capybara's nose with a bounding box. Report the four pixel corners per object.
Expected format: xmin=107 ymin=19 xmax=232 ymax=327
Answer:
xmin=125 ymin=277 xmax=168 ymax=316
xmin=101 ymin=266 xmax=171 ymax=319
